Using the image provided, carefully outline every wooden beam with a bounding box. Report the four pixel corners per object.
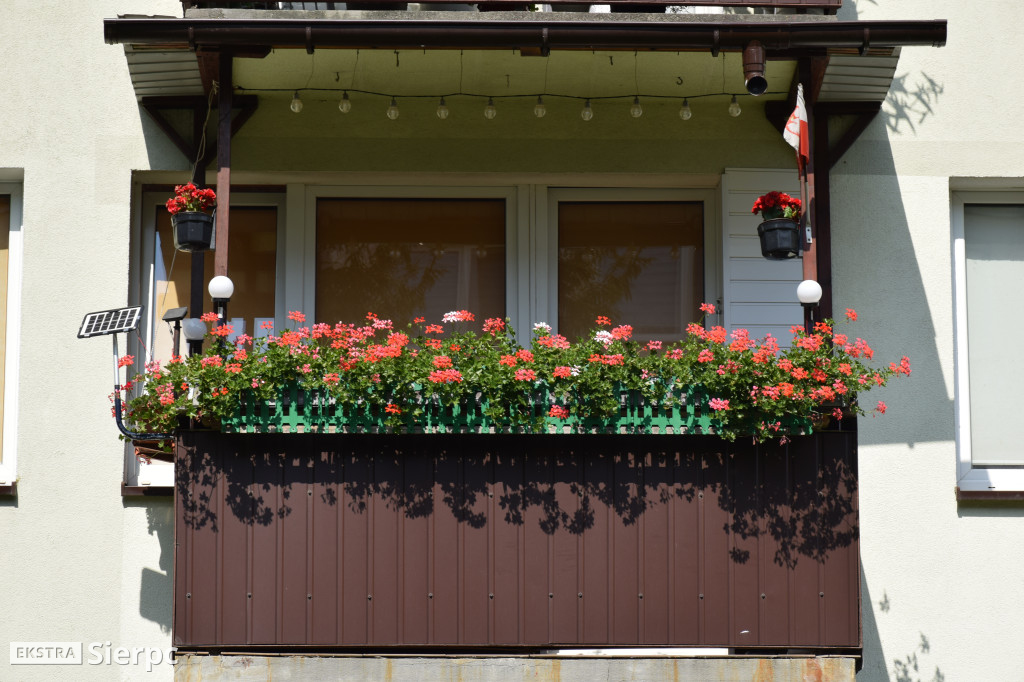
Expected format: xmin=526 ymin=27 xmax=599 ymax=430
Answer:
xmin=215 ymin=55 xmax=232 ymax=278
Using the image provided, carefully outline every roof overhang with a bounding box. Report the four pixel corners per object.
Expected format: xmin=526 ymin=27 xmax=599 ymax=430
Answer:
xmin=105 ymin=14 xmax=946 ymax=56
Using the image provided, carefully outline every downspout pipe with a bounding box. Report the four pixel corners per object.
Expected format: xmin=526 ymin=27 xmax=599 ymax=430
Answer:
xmin=104 ymin=18 xmax=946 ymax=53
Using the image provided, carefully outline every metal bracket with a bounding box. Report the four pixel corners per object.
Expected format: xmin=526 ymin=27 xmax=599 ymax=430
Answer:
xmin=805 ymin=225 xmax=813 ymax=244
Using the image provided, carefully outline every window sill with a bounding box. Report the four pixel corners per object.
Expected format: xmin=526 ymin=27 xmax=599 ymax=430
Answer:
xmin=121 ymin=483 xmax=173 ymax=497
xmin=955 ymin=487 xmax=1024 ymax=502
xmin=0 ymin=482 xmax=15 ymax=497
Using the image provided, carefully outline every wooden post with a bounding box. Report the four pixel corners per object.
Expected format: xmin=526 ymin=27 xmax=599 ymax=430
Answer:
xmin=215 ymin=54 xmax=232 ymax=277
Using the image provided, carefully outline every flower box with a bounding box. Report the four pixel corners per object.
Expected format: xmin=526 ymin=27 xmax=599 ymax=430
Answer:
xmin=222 ymin=383 xmax=812 ymax=435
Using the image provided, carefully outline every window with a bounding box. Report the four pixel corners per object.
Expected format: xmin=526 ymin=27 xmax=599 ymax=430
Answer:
xmin=952 ymin=191 xmax=1024 ymax=492
xmin=315 ymin=198 xmax=505 ymax=323
xmin=0 ymin=183 xmax=22 ymax=490
xmin=129 ymin=192 xmax=284 ymax=487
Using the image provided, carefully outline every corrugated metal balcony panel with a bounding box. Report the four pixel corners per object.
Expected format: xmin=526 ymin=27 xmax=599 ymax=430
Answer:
xmin=173 ymin=430 xmax=860 ymax=651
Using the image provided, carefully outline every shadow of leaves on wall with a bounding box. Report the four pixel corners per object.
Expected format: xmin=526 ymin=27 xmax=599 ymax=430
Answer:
xmin=177 ymin=428 xmax=857 ymax=567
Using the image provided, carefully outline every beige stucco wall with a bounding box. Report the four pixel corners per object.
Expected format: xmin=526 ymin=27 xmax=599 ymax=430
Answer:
xmin=834 ymin=2 xmax=1024 ymax=681
xmin=2 ymin=0 xmax=1019 ymax=681
xmin=0 ymin=2 xmax=183 ymax=680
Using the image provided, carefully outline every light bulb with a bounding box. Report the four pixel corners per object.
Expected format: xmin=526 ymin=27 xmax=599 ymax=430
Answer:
xmin=728 ymin=95 xmax=741 ymax=117
xmin=338 ymin=91 xmax=351 ymax=113
xmin=483 ymin=97 xmax=497 ymax=120
xmin=679 ymin=98 xmax=692 ymax=120
xmin=386 ymin=97 xmax=400 ymax=120
xmin=436 ymin=97 xmax=449 ymax=120
xmin=533 ymin=96 xmax=547 ymax=118
xmin=208 ymin=275 xmax=235 ymax=300
xmin=581 ymin=99 xmax=593 ymax=121
xmin=630 ymin=96 xmax=643 ymax=118
xmin=797 ymin=280 xmax=823 ymax=305
xmin=289 ymin=91 xmax=303 ymax=113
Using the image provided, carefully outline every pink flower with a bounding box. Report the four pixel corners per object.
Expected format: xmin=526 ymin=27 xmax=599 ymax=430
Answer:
xmin=553 ymin=366 xmax=572 ymax=379
xmin=709 ymin=398 xmax=730 ymax=411
xmin=483 ymin=318 xmax=506 ymax=335
xmin=428 ymin=368 xmax=463 ymax=383
xmin=646 ymin=340 xmax=662 ymax=351
xmin=117 ymin=354 xmax=135 ymax=368
xmin=385 ymin=403 xmax=401 ymax=415
xmin=287 ymin=310 xmax=306 ymax=323
xmin=845 ymin=308 xmax=858 ymax=322
xmin=700 ymin=302 xmax=716 ymax=315
xmin=876 ymin=400 xmax=887 ymax=414
xmin=432 ymin=355 xmax=453 ymax=369
xmin=514 ymin=368 xmax=537 ymax=382
xmin=698 ymin=349 xmax=714 ymax=363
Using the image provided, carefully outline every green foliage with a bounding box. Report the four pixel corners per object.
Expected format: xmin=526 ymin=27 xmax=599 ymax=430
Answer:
xmin=119 ymin=307 xmax=910 ymax=442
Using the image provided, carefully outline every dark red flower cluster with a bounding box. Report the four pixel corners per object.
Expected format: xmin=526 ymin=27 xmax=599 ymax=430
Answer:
xmin=166 ymin=183 xmax=216 ymax=215
xmin=751 ymin=191 xmax=801 ymax=221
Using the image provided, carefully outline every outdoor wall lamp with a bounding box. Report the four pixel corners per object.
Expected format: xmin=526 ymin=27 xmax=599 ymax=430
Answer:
xmin=162 ymin=306 xmax=188 ymax=358
xmin=182 ymin=318 xmax=207 ymax=357
xmin=797 ymin=279 xmax=823 ymax=334
xmin=743 ymin=41 xmax=768 ymax=96
xmin=208 ymin=275 xmax=235 ymax=336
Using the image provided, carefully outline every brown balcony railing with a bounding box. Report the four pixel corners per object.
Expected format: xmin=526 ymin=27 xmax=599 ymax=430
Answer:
xmin=174 ymin=427 xmax=859 ymax=651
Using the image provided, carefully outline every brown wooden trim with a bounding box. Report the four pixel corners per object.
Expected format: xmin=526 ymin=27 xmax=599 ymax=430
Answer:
xmin=955 ymin=487 xmax=1024 ymax=502
xmin=122 ymin=483 xmax=174 ymax=497
xmin=0 ymin=482 xmax=16 ymax=497
xmin=141 ymin=184 xmax=286 ymax=194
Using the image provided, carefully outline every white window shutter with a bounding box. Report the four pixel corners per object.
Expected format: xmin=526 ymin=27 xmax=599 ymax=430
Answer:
xmin=720 ymin=168 xmax=805 ymax=344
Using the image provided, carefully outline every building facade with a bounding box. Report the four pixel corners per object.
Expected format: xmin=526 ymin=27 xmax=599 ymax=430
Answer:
xmin=0 ymin=1 xmax=1019 ymax=680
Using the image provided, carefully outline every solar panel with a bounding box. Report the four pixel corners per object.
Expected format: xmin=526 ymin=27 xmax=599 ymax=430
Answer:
xmin=78 ymin=306 xmax=143 ymax=339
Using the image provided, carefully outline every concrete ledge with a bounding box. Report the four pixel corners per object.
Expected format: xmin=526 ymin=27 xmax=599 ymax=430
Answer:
xmin=174 ymin=654 xmax=857 ymax=681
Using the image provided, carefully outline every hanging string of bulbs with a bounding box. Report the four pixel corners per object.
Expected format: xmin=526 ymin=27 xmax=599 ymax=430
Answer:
xmin=257 ymin=87 xmax=783 ymax=121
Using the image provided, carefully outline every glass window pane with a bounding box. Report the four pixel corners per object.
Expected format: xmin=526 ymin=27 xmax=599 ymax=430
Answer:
xmin=316 ymin=198 xmax=505 ymax=324
xmin=965 ymin=204 xmax=1024 ymax=465
xmin=558 ymin=201 xmax=703 ymax=342
xmin=155 ymin=206 xmax=277 ymax=356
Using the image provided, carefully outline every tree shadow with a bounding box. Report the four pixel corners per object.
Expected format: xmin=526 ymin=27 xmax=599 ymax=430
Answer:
xmin=177 ymin=427 xmax=858 ymax=567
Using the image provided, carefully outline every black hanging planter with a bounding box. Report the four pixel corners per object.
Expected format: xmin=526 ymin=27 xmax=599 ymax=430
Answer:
xmin=757 ymin=218 xmax=801 ymax=260
xmin=171 ymin=211 xmax=214 ymax=252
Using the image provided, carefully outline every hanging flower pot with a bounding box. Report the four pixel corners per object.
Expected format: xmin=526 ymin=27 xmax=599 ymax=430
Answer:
xmin=751 ymin=191 xmax=803 ymax=261
xmin=757 ymin=218 xmax=800 ymax=260
xmin=166 ymin=183 xmax=217 ymax=253
xmin=171 ymin=211 xmax=214 ymax=252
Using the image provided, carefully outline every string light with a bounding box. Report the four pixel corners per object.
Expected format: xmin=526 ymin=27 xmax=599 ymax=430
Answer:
xmin=630 ymin=96 xmax=643 ymax=118
xmin=581 ymin=99 xmax=593 ymax=121
xmin=250 ymin=86 xmax=785 ymax=120
xmin=679 ymin=98 xmax=692 ymax=120
xmin=533 ymin=96 xmax=546 ymax=118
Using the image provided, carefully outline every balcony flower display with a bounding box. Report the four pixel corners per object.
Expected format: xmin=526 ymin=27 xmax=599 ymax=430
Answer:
xmin=751 ymin=191 xmax=802 ymax=222
xmin=165 ymin=182 xmax=217 ymax=252
xmin=119 ymin=306 xmax=909 ymax=443
xmin=752 ymin=191 xmax=803 ymax=260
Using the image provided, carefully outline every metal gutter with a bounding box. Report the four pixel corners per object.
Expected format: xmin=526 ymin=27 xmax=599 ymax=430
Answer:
xmin=104 ymin=17 xmax=946 ymax=54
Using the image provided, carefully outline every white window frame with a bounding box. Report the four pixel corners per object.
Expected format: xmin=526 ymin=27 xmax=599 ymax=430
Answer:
xmin=129 ymin=191 xmax=286 ymax=487
xmin=304 ymin=184 xmax=720 ymax=343
xmin=0 ymin=183 xmax=22 ymax=488
xmin=951 ymin=190 xmax=1024 ymax=492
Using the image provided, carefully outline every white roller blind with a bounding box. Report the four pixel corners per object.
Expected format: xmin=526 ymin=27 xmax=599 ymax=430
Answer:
xmin=964 ymin=204 xmax=1024 ymax=465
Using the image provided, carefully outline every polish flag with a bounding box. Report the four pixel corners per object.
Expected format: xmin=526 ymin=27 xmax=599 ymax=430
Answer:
xmin=784 ymin=83 xmax=809 ymax=169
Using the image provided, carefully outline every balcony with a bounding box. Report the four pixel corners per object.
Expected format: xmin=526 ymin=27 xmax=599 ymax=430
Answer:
xmin=173 ymin=423 xmax=859 ymax=651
